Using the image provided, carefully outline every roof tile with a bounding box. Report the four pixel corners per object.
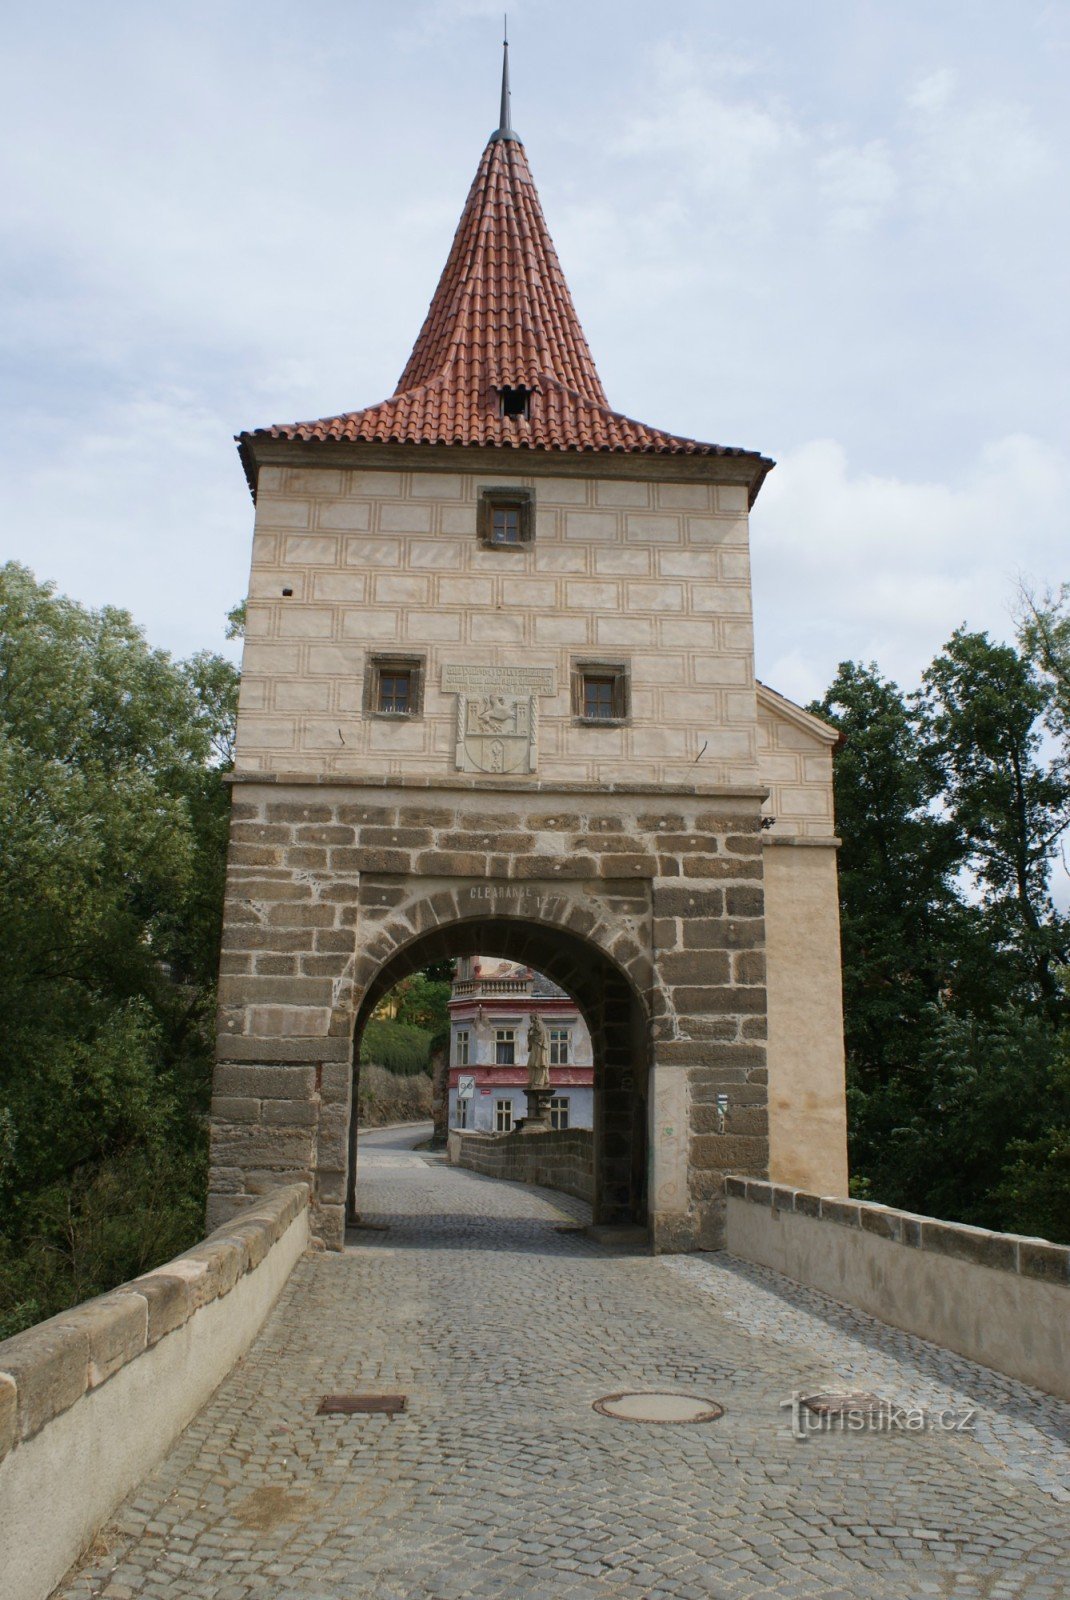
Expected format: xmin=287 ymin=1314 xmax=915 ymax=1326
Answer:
xmin=242 ymin=134 xmax=765 ymax=467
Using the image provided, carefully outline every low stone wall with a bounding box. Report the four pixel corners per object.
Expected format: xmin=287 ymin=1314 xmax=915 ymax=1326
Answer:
xmin=449 ymin=1128 xmax=594 ymax=1205
xmin=0 ymin=1185 xmax=309 ymax=1600
xmin=725 ymin=1177 xmax=1070 ymax=1401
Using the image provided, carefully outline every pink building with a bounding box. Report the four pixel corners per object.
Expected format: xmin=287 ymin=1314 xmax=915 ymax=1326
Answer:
xmin=447 ymin=958 xmax=594 ymax=1134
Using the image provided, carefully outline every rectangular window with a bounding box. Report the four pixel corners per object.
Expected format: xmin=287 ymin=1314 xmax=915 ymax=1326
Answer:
xmin=491 ymin=504 xmax=522 ymax=544
xmin=571 ymin=660 xmax=629 ymax=724
xmin=495 ymin=1028 xmax=515 ymax=1065
xmin=379 ymin=670 xmax=411 ymax=715
xmin=584 ymin=676 xmax=616 ymax=719
xmin=478 ymin=487 xmax=534 ymax=548
xmin=455 ymin=1029 xmax=470 ymax=1067
xmin=495 ymin=1098 xmax=513 ymax=1133
xmin=456 ymin=1097 xmax=468 ymax=1129
xmin=550 ymin=1096 xmax=570 ymax=1131
xmin=364 ymin=654 xmax=425 ymax=719
xmin=548 ymin=1027 xmax=570 ymax=1066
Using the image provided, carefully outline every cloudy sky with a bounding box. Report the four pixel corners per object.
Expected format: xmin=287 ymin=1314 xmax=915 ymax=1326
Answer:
xmin=1 ymin=0 xmax=1067 ymax=705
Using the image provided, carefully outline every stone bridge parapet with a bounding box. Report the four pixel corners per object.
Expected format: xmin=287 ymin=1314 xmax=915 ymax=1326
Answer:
xmin=0 ymin=1185 xmax=310 ymax=1600
xmin=449 ymin=1127 xmax=594 ymax=1205
xmin=725 ymin=1177 xmax=1070 ymax=1401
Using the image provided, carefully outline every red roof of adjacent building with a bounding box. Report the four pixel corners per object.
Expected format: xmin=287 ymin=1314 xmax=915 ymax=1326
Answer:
xmin=239 ymin=58 xmax=770 ymax=486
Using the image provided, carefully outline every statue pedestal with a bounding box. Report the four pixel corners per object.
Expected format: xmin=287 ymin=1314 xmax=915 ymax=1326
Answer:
xmin=520 ymin=1086 xmax=553 ymax=1132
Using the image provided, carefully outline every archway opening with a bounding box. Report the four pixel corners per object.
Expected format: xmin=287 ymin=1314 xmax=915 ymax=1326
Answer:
xmin=347 ymin=914 xmax=649 ymax=1234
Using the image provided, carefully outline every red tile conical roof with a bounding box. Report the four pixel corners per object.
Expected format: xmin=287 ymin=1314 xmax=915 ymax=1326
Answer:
xmin=241 ymin=116 xmax=768 ymax=475
xmin=397 ymin=135 xmax=608 ymax=408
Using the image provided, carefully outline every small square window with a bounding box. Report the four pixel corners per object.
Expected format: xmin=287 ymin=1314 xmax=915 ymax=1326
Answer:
xmin=364 ymin=654 xmax=425 ymax=720
xmin=571 ymin=660 xmax=629 ymax=725
xmin=478 ymin=487 xmax=534 ymax=549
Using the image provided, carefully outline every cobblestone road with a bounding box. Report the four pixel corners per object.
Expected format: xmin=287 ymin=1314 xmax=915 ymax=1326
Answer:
xmin=59 ymin=1128 xmax=1070 ymax=1600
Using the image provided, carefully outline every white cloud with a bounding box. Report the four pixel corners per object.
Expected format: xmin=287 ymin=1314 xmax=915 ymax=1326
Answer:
xmin=752 ymin=432 xmax=1070 ymax=701
xmin=618 ymin=44 xmax=798 ymax=197
xmin=908 ymin=67 xmax=958 ymax=114
xmin=4 ymin=390 xmax=249 ymax=662
xmin=600 ymin=42 xmax=914 ymax=259
xmin=816 ymin=141 xmax=899 ymax=231
xmin=904 ymin=67 xmax=1054 ymax=208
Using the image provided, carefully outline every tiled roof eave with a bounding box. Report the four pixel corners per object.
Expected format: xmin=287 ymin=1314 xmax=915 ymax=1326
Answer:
xmin=236 ymin=426 xmax=774 ymax=503
xmin=236 ymin=127 xmax=776 ymax=502
xmin=240 ymin=402 xmax=763 ymax=459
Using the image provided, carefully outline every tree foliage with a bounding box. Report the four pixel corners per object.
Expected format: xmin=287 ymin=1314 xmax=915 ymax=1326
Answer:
xmin=359 ymin=1019 xmax=434 ymax=1076
xmin=0 ymin=564 xmax=238 ymax=1335
xmin=816 ymin=621 xmax=1070 ymax=1240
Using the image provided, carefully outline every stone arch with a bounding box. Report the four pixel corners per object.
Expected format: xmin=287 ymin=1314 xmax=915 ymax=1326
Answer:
xmin=346 ymin=904 xmax=650 ymax=1233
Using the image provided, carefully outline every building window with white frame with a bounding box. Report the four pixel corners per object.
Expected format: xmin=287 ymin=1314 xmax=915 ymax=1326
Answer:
xmin=495 ymin=1098 xmax=513 ymax=1133
xmin=548 ymin=1026 xmax=570 ymax=1065
xmin=550 ymin=1096 xmax=570 ymax=1130
xmin=495 ymin=1028 xmax=515 ymax=1065
xmin=456 ymin=1097 xmax=468 ymax=1129
xmin=455 ymin=1028 xmax=470 ymax=1066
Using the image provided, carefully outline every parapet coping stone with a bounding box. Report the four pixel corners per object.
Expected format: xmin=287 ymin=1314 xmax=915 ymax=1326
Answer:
xmin=725 ymin=1176 xmax=1069 ymax=1286
xmin=0 ymin=1183 xmax=309 ymax=1463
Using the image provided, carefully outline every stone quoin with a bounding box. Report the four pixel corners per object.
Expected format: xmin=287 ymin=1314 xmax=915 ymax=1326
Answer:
xmin=208 ymin=42 xmax=849 ymax=1251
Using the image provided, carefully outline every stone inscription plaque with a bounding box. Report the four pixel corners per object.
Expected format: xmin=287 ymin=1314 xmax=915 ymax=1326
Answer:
xmin=441 ymin=665 xmax=556 ymax=775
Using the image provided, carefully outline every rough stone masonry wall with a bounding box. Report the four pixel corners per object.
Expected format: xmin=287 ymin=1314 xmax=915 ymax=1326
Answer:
xmin=449 ymin=1128 xmax=595 ymax=1205
xmin=211 ymin=781 xmax=769 ymax=1252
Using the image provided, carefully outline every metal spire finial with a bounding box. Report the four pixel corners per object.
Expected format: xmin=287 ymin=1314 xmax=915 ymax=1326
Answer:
xmin=491 ymin=14 xmax=519 ymax=142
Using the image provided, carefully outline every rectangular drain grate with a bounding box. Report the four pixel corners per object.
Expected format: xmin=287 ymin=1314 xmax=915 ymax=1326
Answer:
xmin=801 ymin=1392 xmax=886 ymax=1418
xmin=317 ymin=1393 xmax=407 ymax=1417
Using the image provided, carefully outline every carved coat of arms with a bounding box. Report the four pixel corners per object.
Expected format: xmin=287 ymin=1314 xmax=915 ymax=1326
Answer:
xmin=441 ymin=666 xmax=556 ymax=775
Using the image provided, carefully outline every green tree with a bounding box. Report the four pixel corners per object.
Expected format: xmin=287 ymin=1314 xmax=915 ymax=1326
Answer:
xmin=1019 ymin=582 xmax=1070 ymax=742
xmin=0 ymin=564 xmax=238 ymax=1334
xmin=817 ymin=642 xmax=1070 ymax=1240
xmin=866 ymin=1003 xmax=1067 ymax=1232
xmin=920 ymin=629 xmax=1069 ymax=1020
xmin=392 ymin=971 xmax=453 ymax=1048
xmin=359 ymin=1020 xmax=433 ymax=1076
xmin=811 ymin=662 xmax=963 ymax=1068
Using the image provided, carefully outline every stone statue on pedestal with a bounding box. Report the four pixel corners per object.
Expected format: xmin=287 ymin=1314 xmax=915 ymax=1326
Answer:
xmin=526 ymin=1014 xmax=551 ymax=1091
xmin=522 ymin=1014 xmax=553 ymax=1132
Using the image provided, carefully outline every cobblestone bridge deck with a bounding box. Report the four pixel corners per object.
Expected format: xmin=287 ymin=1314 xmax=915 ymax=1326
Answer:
xmin=60 ymin=1127 xmax=1069 ymax=1600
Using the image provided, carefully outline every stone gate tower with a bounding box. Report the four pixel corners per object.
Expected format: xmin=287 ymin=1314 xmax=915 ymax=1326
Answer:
xmin=209 ymin=49 xmax=849 ymax=1251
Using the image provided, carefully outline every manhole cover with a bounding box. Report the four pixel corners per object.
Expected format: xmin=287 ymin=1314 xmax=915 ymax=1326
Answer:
xmin=317 ymin=1394 xmax=406 ymax=1417
xmin=593 ymin=1391 xmax=724 ymax=1424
